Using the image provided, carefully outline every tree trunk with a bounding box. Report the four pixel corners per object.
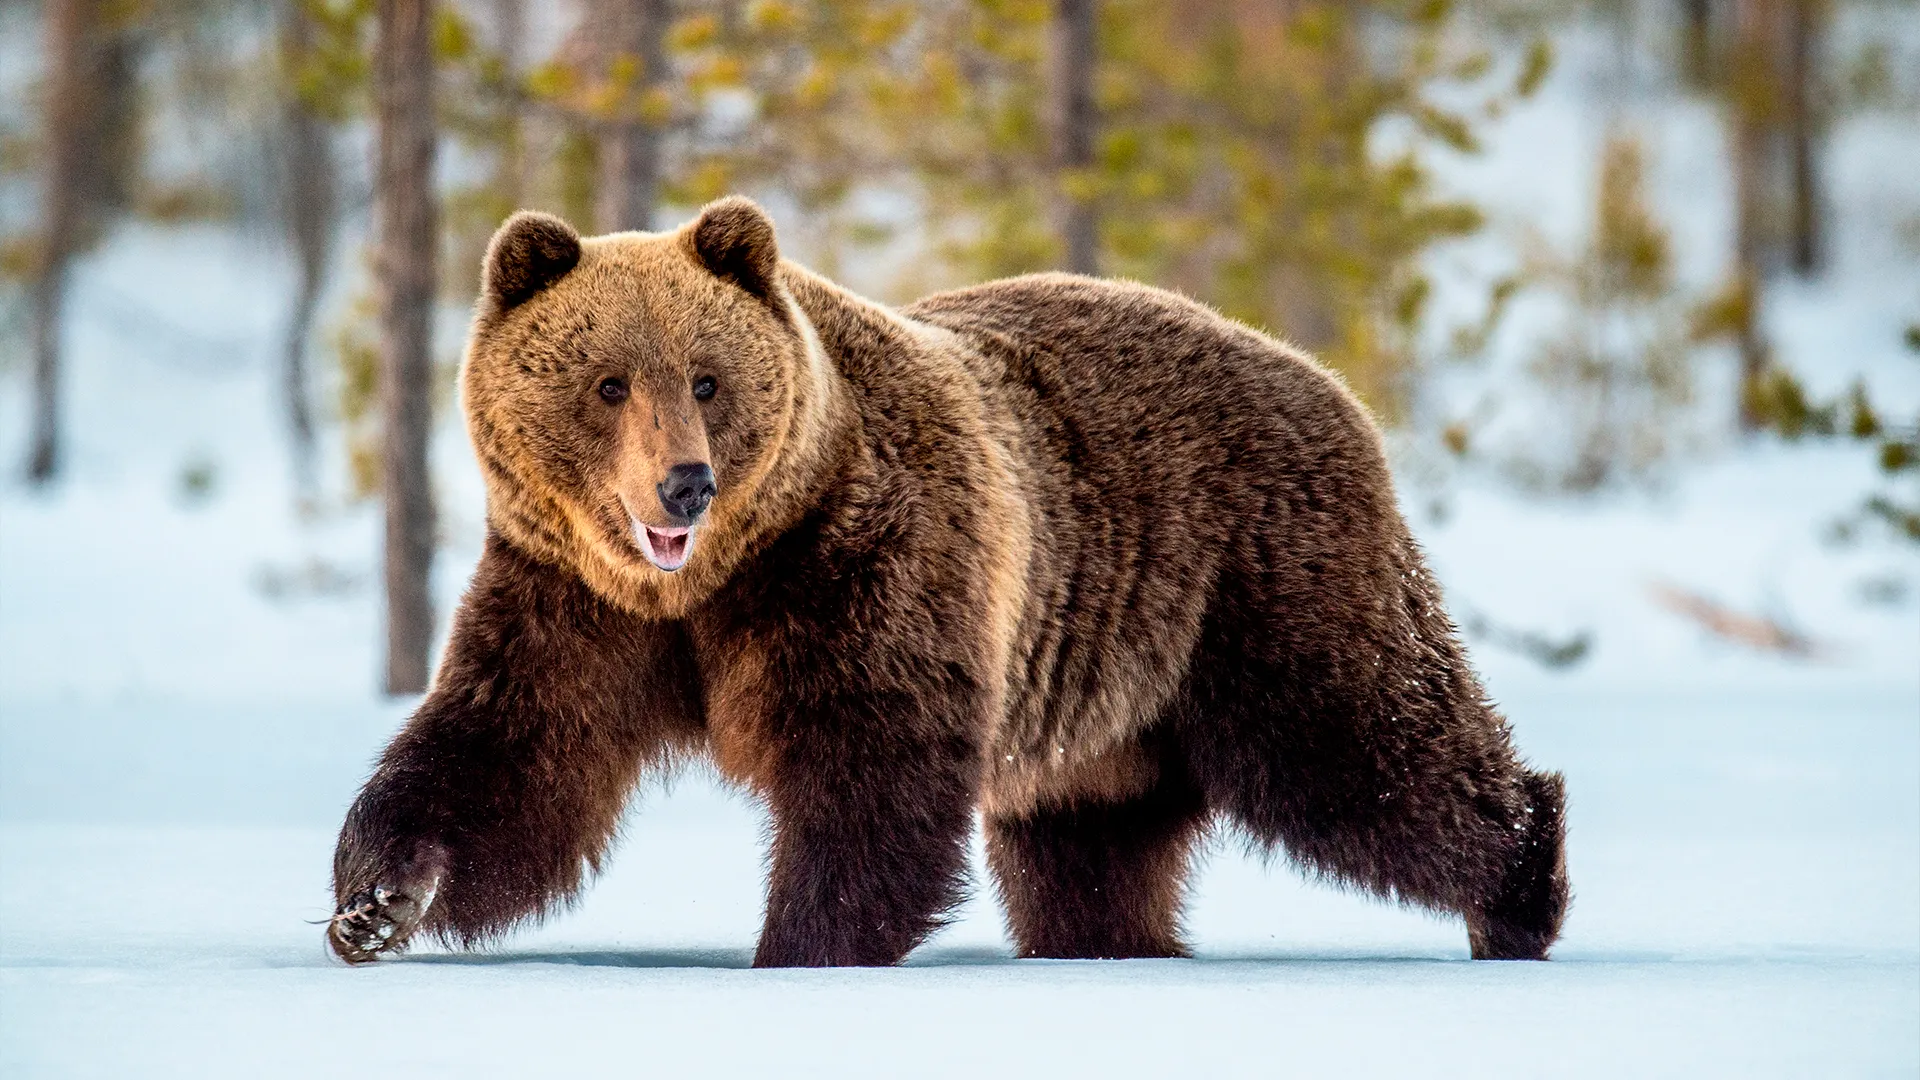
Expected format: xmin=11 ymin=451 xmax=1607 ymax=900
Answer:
xmin=282 ymin=0 xmax=336 ymax=498
xmin=594 ymin=0 xmax=670 ymax=233
xmin=1785 ymin=0 xmax=1822 ymax=277
xmin=1730 ymin=0 xmax=1772 ymax=432
xmin=1680 ymin=0 xmax=1714 ymax=87
xmin=1048 ymin=0 xmax=1099 ymax=276
xmin=491 ymin=0 xmax=527 ymax=209
xmin=26 ymin=0 xmax=95 ymax=485
xmin=374 ymin=0 xmax=439 ymax=694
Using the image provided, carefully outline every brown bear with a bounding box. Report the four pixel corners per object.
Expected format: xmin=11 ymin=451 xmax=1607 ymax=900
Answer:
xmin=328 ymin=196 xmax=1569 ymax=967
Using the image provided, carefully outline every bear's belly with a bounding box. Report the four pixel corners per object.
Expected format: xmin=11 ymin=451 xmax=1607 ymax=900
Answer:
xmin=972 ymin=560 xmax=1207 ymax=819
xmin=697 ymin=630 xmax=1169 ymax=819
xmin=977 ymin=733 xmax=1159 ymax=819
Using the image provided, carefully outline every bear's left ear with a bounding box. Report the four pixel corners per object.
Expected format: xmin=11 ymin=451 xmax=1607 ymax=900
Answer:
xmin=687 ymin=196 xmax=781 ymax=302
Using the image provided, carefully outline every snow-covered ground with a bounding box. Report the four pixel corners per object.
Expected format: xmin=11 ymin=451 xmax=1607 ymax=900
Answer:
xmin=3 ymin=17 xmax=1918 ymax=1078
xmin=2 ymin=680 xmax=1915 ymax=1076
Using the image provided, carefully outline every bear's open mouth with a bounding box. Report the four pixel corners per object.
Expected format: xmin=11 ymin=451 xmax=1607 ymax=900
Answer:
xmin=632 ymin=519 xmax=695 ymax=572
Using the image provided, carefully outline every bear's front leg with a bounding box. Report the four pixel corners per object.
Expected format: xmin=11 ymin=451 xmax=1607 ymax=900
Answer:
xmin=327 ymin=535 xmax=704 ymax=963
xmin=749 ymin=687 xmax=981 ymax=968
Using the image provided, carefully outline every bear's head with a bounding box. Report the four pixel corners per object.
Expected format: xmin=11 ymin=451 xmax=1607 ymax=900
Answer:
xmin=462 ymin=196 xmax=845 ymax=617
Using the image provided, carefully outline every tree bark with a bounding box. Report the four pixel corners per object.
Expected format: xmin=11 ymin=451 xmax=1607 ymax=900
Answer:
xmin=1680 ymin=0 xmax=1714 ymax=87
xmin=1730 ymin=0 xmax=1772 ymax=431
xmin=594 ymin=0 xmax=670 ymax=233
xmin=26 ymin=0 xmax=95 ymax=485
xmin=374 ymin=0 xmax=439 ymax=694
xmin=281 ymin=0 xmax=336 ymax=498
xmin=491 ymin=0 xmax=527 ymax=209
xmin=1785 ymin=0 xmax=1822 ymax=277
xmin=1048 ymin=0 xmax=1099 ymax=276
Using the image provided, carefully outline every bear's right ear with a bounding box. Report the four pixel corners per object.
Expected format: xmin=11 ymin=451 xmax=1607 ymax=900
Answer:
xmin=687 ymin=196 xmax=781 ymax=302
xmin=483 ymin=212 xmax=582 ymax=311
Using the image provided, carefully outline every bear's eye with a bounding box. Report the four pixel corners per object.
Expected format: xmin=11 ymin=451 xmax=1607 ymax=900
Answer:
xmin=693 ymin=375 xmax=718 ymax=402
xmin=598 ymin=377 xmax=629 ymax=405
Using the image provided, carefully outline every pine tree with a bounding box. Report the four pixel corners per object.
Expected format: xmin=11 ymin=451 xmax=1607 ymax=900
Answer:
xmin=25 ymin=0 xmax=96 ymax=484
xmin=1048 ymin=0 xmax=1099 ymax=275
xmin=279 ymin=0 xmax=340 ymax=498
xmin=373 ymin=0 xmax=439 ymax=694
xmin=591 ymin=0 xmax=672 ymax=232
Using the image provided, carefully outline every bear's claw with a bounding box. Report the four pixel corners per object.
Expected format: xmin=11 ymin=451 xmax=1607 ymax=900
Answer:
xmin=328 ymin=880 xmax=437 ymax=963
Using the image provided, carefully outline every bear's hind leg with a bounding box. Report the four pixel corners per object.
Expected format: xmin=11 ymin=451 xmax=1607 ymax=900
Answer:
xmin=1181 ymin=607 xmax=1569 ymax=960
xmin=986 ymin=769 xmax=1208 ymax=959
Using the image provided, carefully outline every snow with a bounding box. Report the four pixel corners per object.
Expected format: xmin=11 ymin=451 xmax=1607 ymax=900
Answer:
xmin=3 ymin=17 xmax=1918 ymax=1078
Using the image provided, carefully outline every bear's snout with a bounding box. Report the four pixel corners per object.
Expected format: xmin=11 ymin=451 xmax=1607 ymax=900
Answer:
xmin=658 ymin=462 xmax=717 ymax=524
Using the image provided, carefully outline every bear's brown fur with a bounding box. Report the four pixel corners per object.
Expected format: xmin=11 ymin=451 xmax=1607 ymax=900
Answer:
xmin=329 ymin=197 xmax=1569 ymax=966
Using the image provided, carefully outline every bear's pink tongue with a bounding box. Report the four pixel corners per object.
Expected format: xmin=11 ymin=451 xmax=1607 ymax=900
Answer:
xmin=636 ymin=521 xmax=692 ymax=571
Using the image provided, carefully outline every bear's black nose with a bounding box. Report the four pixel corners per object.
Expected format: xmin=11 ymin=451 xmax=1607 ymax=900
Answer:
xmin=658 ymin=462 xmax=717 ymax=523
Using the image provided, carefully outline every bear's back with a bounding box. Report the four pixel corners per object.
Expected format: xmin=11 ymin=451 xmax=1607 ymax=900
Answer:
xmin=902 ymin=272 xmax=1393 ymax=558
xmin=905 ymin=273 xmax=1368 ymax=441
